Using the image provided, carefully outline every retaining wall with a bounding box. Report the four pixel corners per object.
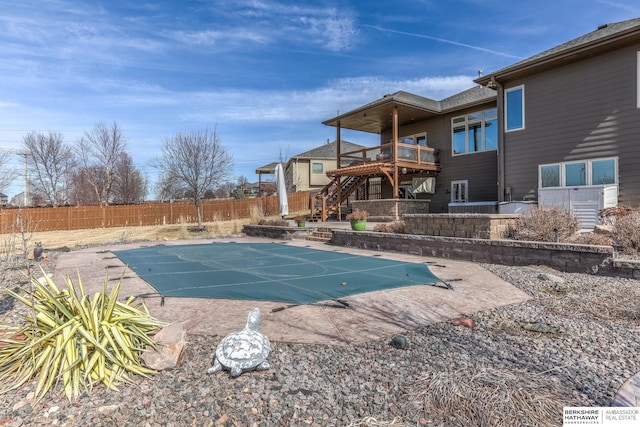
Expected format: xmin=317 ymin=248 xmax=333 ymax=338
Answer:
xmin=352 ymin=199 xmax=429 ymax=221
xmin=243 ymin=225 xmax=640 ymax=278
xmin=404 ymin=214 xmax=518 ymax=240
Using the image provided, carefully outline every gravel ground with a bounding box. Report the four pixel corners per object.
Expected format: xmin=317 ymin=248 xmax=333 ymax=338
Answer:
xmin=1 ymin=250 xmax=640 ymax=426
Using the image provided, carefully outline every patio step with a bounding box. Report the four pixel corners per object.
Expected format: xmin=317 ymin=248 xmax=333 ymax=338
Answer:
xmin=306 ymin=228 xmax=333 ymax=243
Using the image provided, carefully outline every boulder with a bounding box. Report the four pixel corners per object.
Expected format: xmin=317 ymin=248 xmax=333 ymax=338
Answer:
xmin=537 ymin=272 xmax=565 ymax=284
xmin=142 ymin=323 xmax=187 ymax=370
xmin=594 ymin=225 xmax=613 ymax=236
xmin=452 ymin=317 xmax=477 ymax=328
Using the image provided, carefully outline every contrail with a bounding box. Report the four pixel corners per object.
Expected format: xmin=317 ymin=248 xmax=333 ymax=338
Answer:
xmin=362 ymin=24 xmax=523 ymax=60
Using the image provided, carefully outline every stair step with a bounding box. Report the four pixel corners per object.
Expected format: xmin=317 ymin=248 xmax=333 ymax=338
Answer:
xmin=311 ymin=232 xmax=333 ymax=238
xmin=306 ymin=236 xmax=331 ymax=242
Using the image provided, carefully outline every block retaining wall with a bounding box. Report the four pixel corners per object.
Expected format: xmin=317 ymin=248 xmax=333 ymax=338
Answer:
xmin=403 ymin=214 xmax=518 ymax=240
xmin=243 ymin=225 xmax=640 ymax=278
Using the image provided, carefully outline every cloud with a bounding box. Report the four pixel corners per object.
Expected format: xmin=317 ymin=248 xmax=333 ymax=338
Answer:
xmin=174 ymin=74 xmax=476 ymax=124
xmin=183 ymin=0 xmax=360 ymax=52
xmin=169 ymin=29 xmax=270 ymax=47
xmin=595 ymin=0 xmax=640 ymax=14
xmin=362 ymin=24 xmax=523 ymax=59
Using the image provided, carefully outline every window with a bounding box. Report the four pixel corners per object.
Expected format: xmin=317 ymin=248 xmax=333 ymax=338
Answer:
xmin=397 ymin=132 xmax=427 ymax=146
xmin=539 ymin=157 xmax=617 ymax=188
xmin=505 ymin=86 xmax=524 ymax=131
xmin=565 ymin=162 xmax=586 ymax=186
xmin=592 ymin=158 xmax=616 ymax=184
xmin=540 ymin=164 xmax=560 ymax=187
xmin=451 ymin=180 xmax=468 ymax=203
xmin=312 ymin=163 xmax=323 ymax=174
xmin=451 ymin=109 xmax=497 ymax=155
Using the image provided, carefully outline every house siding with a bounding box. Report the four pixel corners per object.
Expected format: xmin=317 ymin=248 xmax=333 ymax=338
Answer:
xmin=502 ymin=43 xmax=640 ymax=206
xmin=378 ymin=101 xmax=498 ymax=213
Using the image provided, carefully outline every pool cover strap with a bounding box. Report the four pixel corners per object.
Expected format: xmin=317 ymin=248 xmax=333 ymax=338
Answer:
xmin=113 ymin=242 xmax=443 ymax=305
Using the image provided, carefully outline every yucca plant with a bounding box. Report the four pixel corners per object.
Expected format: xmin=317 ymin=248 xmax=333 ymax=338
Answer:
xmin=0 ymin=268 xmax=166 ymax=402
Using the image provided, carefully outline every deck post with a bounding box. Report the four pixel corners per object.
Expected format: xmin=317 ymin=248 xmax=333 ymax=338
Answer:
xmin=392 ymin=106 xmax=399 ymax=198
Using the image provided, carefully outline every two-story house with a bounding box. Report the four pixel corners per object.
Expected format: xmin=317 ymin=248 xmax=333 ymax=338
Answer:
xmin=320 ymin=17 xmax=640 ymax=227
xmin=475 ymin=17 xmax=640 ymax=227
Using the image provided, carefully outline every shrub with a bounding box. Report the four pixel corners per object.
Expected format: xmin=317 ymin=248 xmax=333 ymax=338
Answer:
xmin=510 ymin=207 xmax=579 ymax=242
xmin=373 ymin=220 xmax=406 ymax=234
xmin=611 ymin=211 xmax=640 ymax=255
xmin=599 ymin=205 xmax=638 ymax=225
xmin=565 ymin=232 xmax=613 ymax=246
xmin=346 ymin=209 xmax=368 ymax=221
xmin=0 ymin=269 xmax=165 ymax=402
xmin=257 ymin=219 xmax=288 ymax=226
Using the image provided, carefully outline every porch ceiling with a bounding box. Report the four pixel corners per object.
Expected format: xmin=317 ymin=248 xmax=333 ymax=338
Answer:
xmin=323 ymin=102 xmax=439 ymax=134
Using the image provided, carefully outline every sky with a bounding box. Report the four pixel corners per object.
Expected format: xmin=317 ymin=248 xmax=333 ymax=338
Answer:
xmin=1 ymin=0 xmax=639 ymax=199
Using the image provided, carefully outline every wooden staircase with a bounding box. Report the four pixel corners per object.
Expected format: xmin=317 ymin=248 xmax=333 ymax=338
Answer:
xmin=311 ymin=175 xmax=369 ymax=222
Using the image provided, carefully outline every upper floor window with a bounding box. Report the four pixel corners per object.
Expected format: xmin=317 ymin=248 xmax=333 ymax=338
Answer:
xmin=539 ymin=157 xmax=617 ymax=188
xmin=398 ymin=132 xmax=427 ymax=146
xmin=452 ymin=109 xmax=497 ymax=155
xmin=505 ymin=85 xmax=524 ymax=131
xmin=312 ymin=163 xmax=323 ymax=174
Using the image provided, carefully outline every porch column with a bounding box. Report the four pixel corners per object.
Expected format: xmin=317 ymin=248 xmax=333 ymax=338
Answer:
xmin=392 ymin=106 xmax=399 ymax=198
xmin=336 ymin=122 xmax=341 ymax=166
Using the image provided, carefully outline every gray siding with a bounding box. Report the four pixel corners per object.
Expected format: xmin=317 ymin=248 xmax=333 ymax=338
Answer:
xmin=379 ymin=101 xmax=498 ymax=213
xmin=502 ymin=43 xmax=640 ymax=205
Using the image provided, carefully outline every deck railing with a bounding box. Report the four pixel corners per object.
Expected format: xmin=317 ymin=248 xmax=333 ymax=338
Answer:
xmin=338 ymin=143 xmax=439 ymax=168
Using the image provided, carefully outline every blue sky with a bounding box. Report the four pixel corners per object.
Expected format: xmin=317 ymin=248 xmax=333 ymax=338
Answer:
xmin=1 ymin=0 xmax=639 ymax=198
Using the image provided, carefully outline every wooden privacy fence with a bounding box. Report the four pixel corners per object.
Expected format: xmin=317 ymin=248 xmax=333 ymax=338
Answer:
xmin=0 ymin=191 xmax=311 ymax=234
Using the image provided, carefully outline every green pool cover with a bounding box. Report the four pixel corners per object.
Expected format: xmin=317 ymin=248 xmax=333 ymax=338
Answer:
xmin=113 ymin=242 xmax=442 ymax=305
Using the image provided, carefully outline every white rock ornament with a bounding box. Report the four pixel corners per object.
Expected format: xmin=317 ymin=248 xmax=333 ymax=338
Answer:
xmin=207 ymin=308 xmax=271 ymax=377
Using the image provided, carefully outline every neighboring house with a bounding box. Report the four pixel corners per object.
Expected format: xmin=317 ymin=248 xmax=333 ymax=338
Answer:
xmin=321 ymin=17 xmax=640 ymax=227
xmin=285 ymin=140 xmax=368 ymax=193
xmin=10 ymin=192 xmax=39 ymax=207
xmin=0 ymin=192 xmax=7 ymax=206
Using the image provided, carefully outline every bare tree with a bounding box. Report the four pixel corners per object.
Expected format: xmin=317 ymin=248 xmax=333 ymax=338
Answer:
xmin=68 ymin=167 xmax=101 ymax=206
xmin=153 ymin=127 xmax=233 ymax=229
xmin=22 ymin=131 xmax=75 ymax=206
xmin=111 ymin=153 xmax=147 ymax=204
xmin=76 ymin=121 xmax=127 ymax=205
xmin=0 ymin=150 xmax=19 ymax=195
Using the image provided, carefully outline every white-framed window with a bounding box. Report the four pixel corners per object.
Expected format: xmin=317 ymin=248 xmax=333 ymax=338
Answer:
xmin=451 ymin=109 xmax=497 ymax=155
xmin=539 ymin=157 xmax=618 ymax=188
xmin=451 ymin=180 xmax=468 ymax=203
xmin=312 ymin=163 xmax=323 ymax=174
xmin=505 ymin=85 xmax=525 ymax=131
xmin=397 ymin=132 xmax=427 ymax=146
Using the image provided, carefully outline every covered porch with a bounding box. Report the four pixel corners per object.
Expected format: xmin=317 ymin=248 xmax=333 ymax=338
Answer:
xmin=316 ymin=91 xmax=443 ymax=221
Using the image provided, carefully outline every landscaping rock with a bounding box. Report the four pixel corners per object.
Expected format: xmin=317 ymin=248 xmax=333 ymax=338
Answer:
xmin=537 ymin=272 xmax=565 ymax=284
xmin=142 ymin=323 xmax=187 ymax=370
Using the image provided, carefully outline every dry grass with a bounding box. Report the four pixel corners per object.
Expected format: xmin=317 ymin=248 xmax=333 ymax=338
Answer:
xmin=1 ymin=218 xmax=263 ymax=254
xmin=410 ymin=357 xmax=576 ymax=426
xmin=373 ymin=220 xmax=406 ymax=234
xmin=344 ymin=418 xmax=404 ymax=427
